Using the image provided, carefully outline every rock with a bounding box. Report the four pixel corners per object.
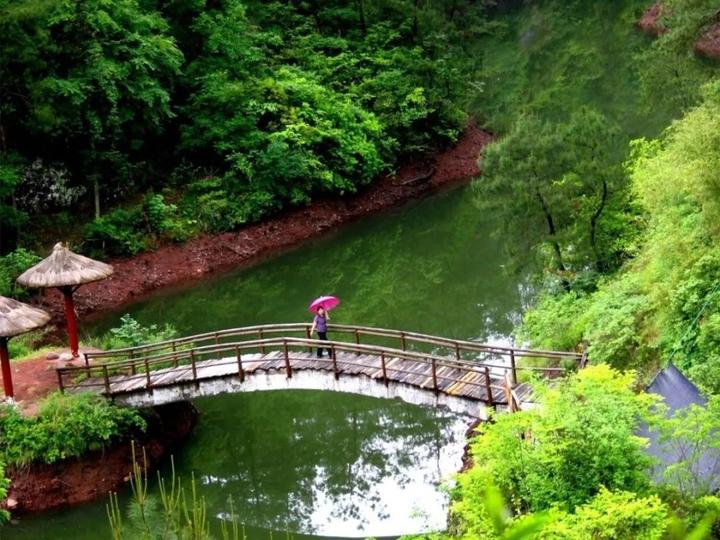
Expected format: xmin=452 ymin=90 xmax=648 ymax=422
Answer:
xmin=637 ymin=2 xmax=666 ymax=36
xmin=695 ymin=23 xmax=720 ymax=59
xmin=58 ymin=352 xmax=74 ymax=362
xmin=5 ymin=498 xmax=18 ymax=510
xmin=45 ymin=352 xmax=60 ymax=361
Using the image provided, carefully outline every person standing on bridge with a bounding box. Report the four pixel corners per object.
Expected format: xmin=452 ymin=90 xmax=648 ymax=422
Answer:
xmin=311 ymin=306 xmax=331 ymax=358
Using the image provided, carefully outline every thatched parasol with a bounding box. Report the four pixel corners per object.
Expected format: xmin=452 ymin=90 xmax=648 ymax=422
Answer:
xmin=17 ymin=242 xmax=114 ymax=357
xmin=0 ymin=296 xmax=51 ymax=398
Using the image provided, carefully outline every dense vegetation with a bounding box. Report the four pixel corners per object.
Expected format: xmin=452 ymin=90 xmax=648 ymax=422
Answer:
xmin=0 ymin=392 xmax=145 ymax=467
xmin=405 ymin=366 xmax=720 ymax=539
xmin=461 ymin=0 xmax=720 ymax=391
xmin=0 ymin=0 xmax=492 ymax=259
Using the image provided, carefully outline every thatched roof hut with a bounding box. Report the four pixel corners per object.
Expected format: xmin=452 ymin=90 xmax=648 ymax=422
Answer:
xmin=0 ymin=296 xmax=51 ymax=338
xmin=0 ymin=296 xmax=50 ymax=398
xmin=17 ymin=242 xmax=113 ymax=288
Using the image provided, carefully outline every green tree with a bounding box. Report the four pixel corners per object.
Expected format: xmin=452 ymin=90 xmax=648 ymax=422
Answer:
xmin=3 ymin=0 xmax=183 ymax=218
xmin=476 ymin=109 xmax=626 ymax=284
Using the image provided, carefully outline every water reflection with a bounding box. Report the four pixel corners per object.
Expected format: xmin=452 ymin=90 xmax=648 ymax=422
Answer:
xmin=169 ymin=390 xmax=470 ymax=537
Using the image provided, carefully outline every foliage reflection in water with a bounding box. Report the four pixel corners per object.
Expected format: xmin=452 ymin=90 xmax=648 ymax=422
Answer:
xmin=174 ymin=391 xmax=470 ymax=537
xmin=2 ymin=391 xmax=471 ymax=539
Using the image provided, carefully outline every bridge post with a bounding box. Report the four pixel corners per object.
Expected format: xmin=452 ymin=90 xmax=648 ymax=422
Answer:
xmin=455 ymin=343 xmax=460 ymax=360
xmin=431 ymin=358 xmax=438 ymax=394
xmin=305 ymin=327 xmax=312 ymax=353
xmin=144 ymin=357 xmax=153 ymax=393
xmin=331 ymin=346 xmax=339 ymax=380
xmin=400 ymin=332 xmax=406 ymax=351
xmin=84 ymin=353 xmax=90 ymax=377
xmin=484 ymin=366 xmax=494 ymax=408
xmin=235 ymin=345 xmax=244 ymax=382
xmin=510 ymin=350 xmax=517 ymax=385
xmin=381 ymin=352 xmax=388 ymax=386
xmin=283 ymin=340 xmax=292 ymax=378
xmin=57 ymin=369 xmax=65 ymax=394
xmin=102 ymin=365 xmax=111 ymax=396
xmin=190 ymin=350 xmax=198 ymax=388
xmin=259 ymin=329 xmax=266 ymax=354
xmin=172 ymin=342 xmax=178 ymax=368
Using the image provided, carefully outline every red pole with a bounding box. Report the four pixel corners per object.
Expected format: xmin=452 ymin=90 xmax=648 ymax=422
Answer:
xmin=0 ymin=338 xmax=14 ymax=399
xmin=61 ymin=286 xmax=80 ymax=358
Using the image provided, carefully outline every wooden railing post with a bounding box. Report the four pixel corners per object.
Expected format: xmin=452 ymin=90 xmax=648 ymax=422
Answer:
xmin=400 ymin=332 xmax=406 ymax=351
xmin=103 ymin=365 xmax=111 ymax=395
xmin=305 ymin=327 xmax=312 ymax=353
xmin=57 ymin=369 xmax=64 ymax=394
xmin=332 ymin=346 xmax=339 ymax=380
xmin=484 ymin=366 xmax=494 ymax=408
xmin=235 ymin=345 xmax=244 ymax=382
xmin=172 ymin=342 xmax=178 ymax=368
xmin=455 ymin=343 xmax=460 ymax=360
xmin=510 ymin=350 xmax=517 ymax=385
xmin=283 ymin=340 xmax=292 ymax=378
xmin=190 ymin=350 xmax=198 ymax=388
xmin=84 ymin=353 xmax=91 ymax=377
xmin=431 ymin=358 xmax=438 ymax=393
xmin=144 ymin=357 xmax=152 ymax=392
xmin=503 ymin=372 xmax=514 ymax=411
xmin=214 ymin=332 xmax=219 ymax=346
xmin=258 ymin=329 xmax=266 ymax=354
xmin=354 ymin=329 xmax=360 ymax=346
xmin=381 ymin=352 xmax=388 ymax=386
xmin=130 ymin=361 xmax=137 ymax=376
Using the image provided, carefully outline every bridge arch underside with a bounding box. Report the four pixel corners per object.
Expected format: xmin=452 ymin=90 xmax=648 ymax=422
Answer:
xmin=111 ymin=370 xmax=495 ymax=419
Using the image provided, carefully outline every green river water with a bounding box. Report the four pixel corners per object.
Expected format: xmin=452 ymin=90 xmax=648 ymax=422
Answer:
xmin=3 ymin=0 xmax=689 ymax=537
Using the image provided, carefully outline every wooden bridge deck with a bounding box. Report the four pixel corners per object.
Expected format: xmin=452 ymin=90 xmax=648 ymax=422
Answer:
xmin=68 ymin=350 xmax=534 ymax=405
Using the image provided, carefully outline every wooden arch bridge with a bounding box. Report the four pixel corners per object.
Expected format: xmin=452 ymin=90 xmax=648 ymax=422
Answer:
xmin=57 ymin=324 xmax=587 ymax=418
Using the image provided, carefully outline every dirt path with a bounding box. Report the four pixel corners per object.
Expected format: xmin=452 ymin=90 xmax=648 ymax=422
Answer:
xmin=34 ymin=124 xmax=492 ymax=322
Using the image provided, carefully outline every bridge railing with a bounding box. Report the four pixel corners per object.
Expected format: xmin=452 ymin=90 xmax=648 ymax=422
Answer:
xmin=59 ymin=336 xmax=518 ymax=406
xmin=82 ymin=323 xmax=585 ymax=382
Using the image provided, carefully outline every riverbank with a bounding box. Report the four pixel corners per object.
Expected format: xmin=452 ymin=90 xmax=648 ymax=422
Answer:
xmin=4 ymin=401 xmax=197 ymax=515
xmin=32 ymin=125 xmax=492 ymax=322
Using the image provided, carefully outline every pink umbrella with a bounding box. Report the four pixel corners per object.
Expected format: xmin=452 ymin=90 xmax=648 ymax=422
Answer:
xmin=308 ymin=295 xmax=340 ymax=313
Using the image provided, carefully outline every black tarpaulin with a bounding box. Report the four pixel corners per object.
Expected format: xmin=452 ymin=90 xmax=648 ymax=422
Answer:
xmin=640 ymin=362 xmax=720 ymax=489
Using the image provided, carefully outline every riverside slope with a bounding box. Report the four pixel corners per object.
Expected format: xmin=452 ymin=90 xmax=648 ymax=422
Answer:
xmin=35 ymin=125 xmax=492 ymax=321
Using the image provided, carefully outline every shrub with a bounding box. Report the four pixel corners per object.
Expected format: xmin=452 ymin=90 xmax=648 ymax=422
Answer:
xmin=0 ymin=392 xmax=145 ymax=467
xmin=453 ymin=365 xmax=657 ymax=536
xmin=543 ymin=488 xmax=669 ymax=540
xmin=96 ymin=314 xmax=178 ymax=350
xmin=83 ymin=207 xmax=147 ymax=258
xmin=0 ymin=248 xmax=40 ymax=298
xmin=0 ymin=459 xmax=8 ymax=524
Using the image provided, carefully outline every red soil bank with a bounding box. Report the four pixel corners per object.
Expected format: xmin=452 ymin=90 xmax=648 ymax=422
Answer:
xmin=34 ymin=125 xmax=493 ymax=321
xmin=4 ymin=401 xmax=197 ymax=514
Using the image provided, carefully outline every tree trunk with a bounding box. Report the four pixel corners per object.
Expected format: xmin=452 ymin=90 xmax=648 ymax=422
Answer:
xmin=356 ymin=0 xmax=366 ymax=35
xmin=93 ymin=176 xmax=100 ymax=219
xmin=590 ymin=179 xmax=608 ymax=272
xmin=535 ymin=188 xmax=569 ymax=288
